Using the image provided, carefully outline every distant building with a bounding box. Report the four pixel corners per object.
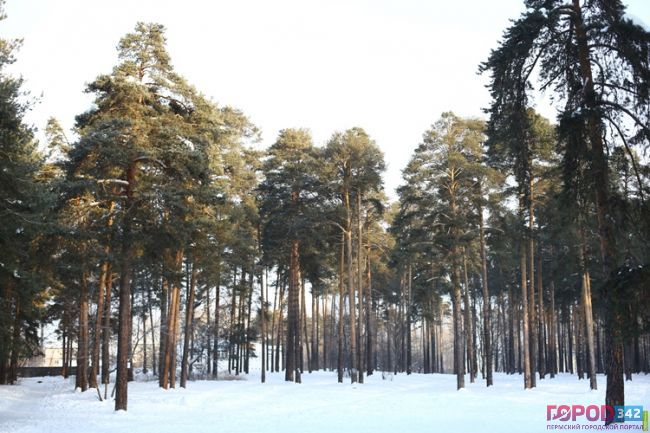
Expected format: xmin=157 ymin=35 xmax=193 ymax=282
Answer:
xmin=23 ymin=347 xmax=66 ymax=367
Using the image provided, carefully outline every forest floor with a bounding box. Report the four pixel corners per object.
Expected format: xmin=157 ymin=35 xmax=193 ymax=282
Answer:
xmin=1 ymin=370 xmax=649 ymax=433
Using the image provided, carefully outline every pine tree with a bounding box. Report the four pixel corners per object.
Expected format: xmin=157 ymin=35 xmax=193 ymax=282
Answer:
xmin=481 ymin=0 xmax=649 ymax=406
xmin=67 ymin=21 xmax=251 ymax=409
xmin=324 ymin=128 xmax=385 ymax=383
xmin=0 ymin=1 xmax=50 ymax=385
xmin=259 ymin=129 xmax=321 ymax=383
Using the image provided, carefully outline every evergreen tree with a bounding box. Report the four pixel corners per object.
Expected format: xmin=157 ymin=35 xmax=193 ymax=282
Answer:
xmin=481 ymin=0 xmax=649 ymax=408
xmin=258 ymin=128 xmax=321 ymax=383
xmin=324 ymin=127 xmax=385 ymax=383
xmin=0 ymin=1 xmax=50 ymax=385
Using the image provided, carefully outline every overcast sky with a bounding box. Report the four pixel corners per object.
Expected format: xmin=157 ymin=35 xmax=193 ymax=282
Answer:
xmin=2 ymin=0 xmax=648 ymax=198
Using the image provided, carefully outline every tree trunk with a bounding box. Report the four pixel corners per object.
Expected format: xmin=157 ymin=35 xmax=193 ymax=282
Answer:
xmin=212 ymin=264 xmax=221 ymax=378
xmin=9 ymin=287 xmax=20 ymax=385
xmin=478 ymin=189 xmax=493 ymax=385
xmin=549 ymin=280 xmax=557 ymax=378
xmin=261 ymin=268 xmax=267 ymax=383
xmin=285 ymin=240 xmax=301 ymax=382
xmin=147 ymin=285 xmax=156 ymax=376
xmin=520 ymin=225 xmax=532 ymax=388
xmin=508 ymin=284 xmax=515 ymax=374
xmin=158 ymin=277 xmax=169 ymax=387
xmin=142 ymin=290 xmax=148 ymax=375
xmin=90 ymin=255 xmax=109 ymax=389
xmin=270 ymin=269 xmax=278 ymax=373
xmin=0 ymin=283 xmax=10 ymax=384
xmin=337 ymin=235 xmax=345 ymax=383
xmin=76 ymin=271 xmax=89 ymax=391
xmin=406 ymin=265 xmax=412 ymax=375
xmin=568 ymin=306 xmax=574 ymax=374
xmin=452 ymin=255 xmax=465 ymax=389
xmin=115 ymin=163 xmax=136 ymax=411
xmin=322 ymin=295 xmax=328 ymax=371
xmin=528 ymin=180 xmax=537 ymax=388
xmin=244 ymin=272 xmax=254 ymax=374
xmin=577 ymin=301 xmax=585 ymax=380
xmin=462 ymin=248 xmax=475 ymax=383
xmin=161 ymin=250 xmax=183 ymax=389
xmin=275 ymin=269 xmax=285 ymax=373
xmin=365 ymin=249 xmax=373 ymax=376
xmin=311 ymin=292 xmax=318 ymax=371
xmin=300 ymin=277 xmax=309 ymax=374
xmin=356 ymin=191 xmax=364 ymax=383
xmin=580 ymin=229 xmax=598 ymax=390
xmin=345 ymin=188 xmax=358 ymax=383
xmin=180 ymin=260 xmax=197 ymax=388
xmin=537 ymin=251 xmax=546 ymax=379
xmin=101 ymin=262 xmax=113 ymax=400
xmin=572 ymin=0 xmax=622 ymax=413
xmin=228 ymin=269 xmax=238 ymax=375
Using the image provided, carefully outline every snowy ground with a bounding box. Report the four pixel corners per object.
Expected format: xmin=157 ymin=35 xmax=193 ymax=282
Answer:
xmin=1 ymin=371 xmax=649 ymax=433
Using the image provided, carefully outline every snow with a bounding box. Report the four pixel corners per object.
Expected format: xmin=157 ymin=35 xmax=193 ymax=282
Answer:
xmin=1 ymin=372 xmax=649 ymax=433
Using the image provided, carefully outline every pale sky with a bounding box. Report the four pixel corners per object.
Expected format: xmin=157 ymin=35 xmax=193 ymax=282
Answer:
xmin=2 ymin=0 xmax=648 ymax=199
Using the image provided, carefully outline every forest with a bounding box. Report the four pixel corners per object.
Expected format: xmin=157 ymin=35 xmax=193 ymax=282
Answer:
xmin=0 ymin=0 xmax=649 ymax=421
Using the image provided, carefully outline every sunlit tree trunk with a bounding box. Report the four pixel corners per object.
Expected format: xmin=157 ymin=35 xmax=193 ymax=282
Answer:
xmin=76 ymin=271 xmax=89 ymax=392
xmin=115 ymin=163 xmax=136 ymax=411
xmin=571 ymin=0 xmax=622 ymax=410
xmin=528 ymin=179 xmax=537 ymax=388
xmin=462 ymin=248 xmax=475 ymax=383
xmin=519 ymin=195 xmax=532 ymax=389
xmin=579 ymin=228 xmax=597 ymax=390
xmin=365 ymin=249 xmax=373 ymax=376
xmin=478 ymin=187 xmax=493 ymax=385
xmin=180 ymin=261 xmax=197 ymax=388
xmin=537 ymin=251 xmax=546 ymax=379
xmin=158 ymin=277 xmax=169 ymax=387
xmin=337 ymin=235 xmax=345 ymax=383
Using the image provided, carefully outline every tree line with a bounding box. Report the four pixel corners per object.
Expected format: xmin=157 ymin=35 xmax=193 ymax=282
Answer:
xmin=0 ymin=0 xmax=648 ymax=416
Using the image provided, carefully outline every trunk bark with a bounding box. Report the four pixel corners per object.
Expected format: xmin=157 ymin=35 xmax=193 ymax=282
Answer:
xmin=275 ymin=270 xmax=285 ymax=373
xmin=365 ymin=249 xmax=373 ymax=376
xmin=452 ymin=255 xmax=465 ymax=390
xmin=356 ymin=191 xmax=364 ymax=384
xmin=520 ymin=223 xmax=532 ymax=388
xmin=285 ymin=240 xmax=301 ymax=382
xmin=337 ymin=235 xmax=345 ymax=383
xmin=549 ymin=280 xmax=557 ymax=378
xmin=537 ymin=251 xmax=546 ymax=379
xmin=180 ymin=261 xmax=197 ymax=387
xmin=147 ymin=285 xmax=156 ymax=376
xmin=76 ymin=272 xmax=89 ymax=391
xmin=9 ymin=287 xmax=20 ymax=384
xmin=579 ymin=228 xmax=598 ymax=390
xmin=571 ymin=0 xmax=622 ymax=413
xmin=478 ymin=188 xmax=493 ymax=386
xmin=101 ymin=264 xmax=113 ymax=399
xmin=462 ymin=248 xmax=475 ymax=383
xmin=90 ymin=255 xmax=109 ymax=389
xmin=261 ymin=268 xmax=267 ymax=383
xmin=528 ymin=179 xmax=537 ymax=388
xmin=212 ymin=263 xmax=221 ymax=378
xmin=300 ymin=277 xmax=309 ymax=374
xmin=115 ymin=163 xmax=136 ymax=411
xmin=158 ymin=277 xmax=169 ymax=387
xmin=345 ymin=187 xmax=358 ymax=383
xmin=508 ymin=284 xmax=516 ymax=374
xmin=406 ymin=265 xmax=412 ymax=375
xmin=311 ymin=292 xmax=318 ymax=371
xmin=161 ymin=250 xmax=183 ymax=389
